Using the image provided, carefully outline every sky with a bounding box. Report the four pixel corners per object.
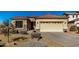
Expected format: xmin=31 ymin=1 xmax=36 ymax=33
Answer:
xmin=0 ymin=11 xmax=77 ymax=24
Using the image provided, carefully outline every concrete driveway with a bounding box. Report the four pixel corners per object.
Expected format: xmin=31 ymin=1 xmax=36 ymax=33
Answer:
xmin=41 ymin=32 xmax=79 ymax=47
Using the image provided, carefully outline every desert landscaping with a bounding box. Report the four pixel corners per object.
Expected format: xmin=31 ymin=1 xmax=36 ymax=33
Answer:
xmin=0 ymin=20 xmax=63 ymax=47
xmin=0 ymin=31 xmax=79 ymax=47
xmin=0 ymin=32 xmax=62 ymax=47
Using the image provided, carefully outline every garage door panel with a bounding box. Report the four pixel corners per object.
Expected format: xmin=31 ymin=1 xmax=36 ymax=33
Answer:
xmin=40 ymin=22 xmax=63 ymax=32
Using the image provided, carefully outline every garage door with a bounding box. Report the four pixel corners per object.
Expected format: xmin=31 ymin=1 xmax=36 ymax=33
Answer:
xmin=40 ymin=21 xmax=63 ymax=32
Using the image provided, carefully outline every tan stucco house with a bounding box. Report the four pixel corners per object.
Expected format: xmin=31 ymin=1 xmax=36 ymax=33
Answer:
xmin=12 ymin=14 xmax=68 ymax=32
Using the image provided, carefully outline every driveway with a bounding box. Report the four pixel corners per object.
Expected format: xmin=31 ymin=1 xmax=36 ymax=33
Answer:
xmin=41 ymin=32 xmax=79 ymax=47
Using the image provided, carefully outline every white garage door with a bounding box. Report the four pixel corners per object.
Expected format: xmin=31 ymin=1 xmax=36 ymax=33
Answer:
xmin=40 ymin=21 xmax=63 ymax=32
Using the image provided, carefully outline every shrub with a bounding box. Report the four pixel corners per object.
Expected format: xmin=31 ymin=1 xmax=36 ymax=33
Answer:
xmin=70 ymin=26 xmax=77 ymax=31
xmin=14 ymin=43 xmax=17 ymax=45
xmin=12 ymin=30 xmax=19 ymax=34
xmin=63 ymin=29 xmax=67 ymax=32
xmin=31 ymin=31 xmax=42 ymax=40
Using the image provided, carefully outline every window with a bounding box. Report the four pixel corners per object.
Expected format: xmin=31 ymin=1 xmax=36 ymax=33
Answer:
xmin=16 ymin=21 xmax=23 ymax=28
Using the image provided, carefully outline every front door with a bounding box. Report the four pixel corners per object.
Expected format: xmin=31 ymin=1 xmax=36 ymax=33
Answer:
xmin=27 ymin=19 xmax=35 ymax=30
xmin=31 ymin=22 xmax=35 ymax=30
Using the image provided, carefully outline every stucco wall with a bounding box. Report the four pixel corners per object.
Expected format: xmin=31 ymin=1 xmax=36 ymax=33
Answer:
xmin=11 ymin=20 xmax=16 ymax=26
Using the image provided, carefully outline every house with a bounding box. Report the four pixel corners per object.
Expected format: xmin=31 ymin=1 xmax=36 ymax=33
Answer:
xmin=35 ymin=14 xmax=68 ymax=32
xmin=64 ymin=12 xmax=79 ymax=25
xmin=12 ymin=14 xmax=68 ymax=32
xmin=64 ymin=12 xmax=79 ymax=21
xmin=64 ymin=12 xmax=79 ymax=31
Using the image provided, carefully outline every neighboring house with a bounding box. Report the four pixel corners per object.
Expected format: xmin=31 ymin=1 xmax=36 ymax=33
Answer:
xmin=64 ymin=12 xmax=79 ymax=26
xmin=64 ymin=12 xmax=79 ymax=31
xmin=12 ymin=14 xmax=68 ymax=32
xmin=64 ymin=12 xmax=79 ymax=21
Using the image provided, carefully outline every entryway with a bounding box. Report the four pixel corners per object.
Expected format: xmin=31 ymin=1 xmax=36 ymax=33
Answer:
xmin=27 ymin=19 xmax=36 ymax=30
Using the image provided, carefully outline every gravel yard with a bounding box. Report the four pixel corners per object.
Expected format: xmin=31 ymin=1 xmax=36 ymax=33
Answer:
xmin=1 ymin=32 xmax=79 ymax=47
xmin=0 ymin=34 xmax=52 ymax=47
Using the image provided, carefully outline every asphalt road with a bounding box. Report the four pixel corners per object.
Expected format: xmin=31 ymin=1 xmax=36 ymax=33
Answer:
xmin=41 ymin=32 xmax=79 ymax=47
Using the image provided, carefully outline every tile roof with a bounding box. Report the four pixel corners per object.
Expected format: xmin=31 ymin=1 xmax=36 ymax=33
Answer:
xmin=64 ymin=12 xmax=79 ymax=15
xmin=36 ymin=14 xmax=68 ymax=19
xmin=12 ymin=16 xmax=28 ymax=20
xmin=12 ymin=14 xmax=68 ymax=20
xmin=12 ymin=16 xmax=37 ymax=20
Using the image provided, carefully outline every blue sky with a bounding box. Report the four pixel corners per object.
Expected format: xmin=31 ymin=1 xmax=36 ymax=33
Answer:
xmin=0 ymin=11 xmax=77 ymax=24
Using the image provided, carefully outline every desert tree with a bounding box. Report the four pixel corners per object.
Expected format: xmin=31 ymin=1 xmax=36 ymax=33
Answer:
xmin=3 ymin=19 xmax=10 ymax=43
